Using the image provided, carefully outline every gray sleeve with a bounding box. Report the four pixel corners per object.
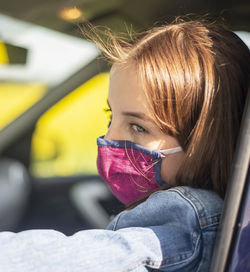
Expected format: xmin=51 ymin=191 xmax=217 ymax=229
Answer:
xmin=0 ymin=189 xmax=205 ymax=272
xmin=0 ymin=227 xmax=162 ymax=272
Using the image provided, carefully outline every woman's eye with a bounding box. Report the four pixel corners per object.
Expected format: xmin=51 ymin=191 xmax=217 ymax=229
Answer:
xmin=131 ymin=123 xmax=147 ymax=133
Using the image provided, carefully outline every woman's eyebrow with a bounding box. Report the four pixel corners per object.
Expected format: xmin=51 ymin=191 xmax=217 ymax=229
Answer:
xmin=122 ymin=111 xmax=154 ymax=123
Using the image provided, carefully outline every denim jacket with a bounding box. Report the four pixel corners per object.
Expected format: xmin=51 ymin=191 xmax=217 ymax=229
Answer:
xmin=0 ymin=186 xmax=223 ymax=272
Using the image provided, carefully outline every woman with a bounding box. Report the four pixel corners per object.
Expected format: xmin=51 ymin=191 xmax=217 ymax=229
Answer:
xmin=0 ymin=19 xmax=249 ymax=272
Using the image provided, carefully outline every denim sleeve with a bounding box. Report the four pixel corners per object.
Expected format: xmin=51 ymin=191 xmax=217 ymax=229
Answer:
xmin=0 ymin=227 xmax=177 ymax=272
xmin=0 ymin=189 xmax=203 ymax=272
xmin=107 ymin=189 xmax=203 ymax=271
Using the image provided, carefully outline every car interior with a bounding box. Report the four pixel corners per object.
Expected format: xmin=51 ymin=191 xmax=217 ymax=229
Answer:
xmin=0 ymin=0 xmax=249 ymax=271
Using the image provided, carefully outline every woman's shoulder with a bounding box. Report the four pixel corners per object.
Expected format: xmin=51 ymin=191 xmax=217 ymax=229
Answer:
xmin=108 ymin=186 xmax=223 ymax=231
xmin=166 ymin=186 xmax=223 ymax=228
xmin=107 ymin=186 xmax=223 ymax=271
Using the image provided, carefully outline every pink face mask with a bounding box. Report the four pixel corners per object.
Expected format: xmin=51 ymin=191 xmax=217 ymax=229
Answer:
xmin=97 ymin=136 xmax=183 ymax=206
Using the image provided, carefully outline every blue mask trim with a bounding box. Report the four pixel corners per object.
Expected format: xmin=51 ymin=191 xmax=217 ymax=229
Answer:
xmin=97 ymin=136 xmax=166 ymax=186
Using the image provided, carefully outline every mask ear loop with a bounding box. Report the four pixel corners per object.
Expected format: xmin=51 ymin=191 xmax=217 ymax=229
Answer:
xmin=160 ymin=146 xmax=183 ymax=157
xmin=124 ymin=143 xmax=183 ymax=192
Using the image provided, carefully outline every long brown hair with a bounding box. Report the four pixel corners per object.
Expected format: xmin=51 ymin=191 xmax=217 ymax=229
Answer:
xmin=82 ymin=18 xmax=250 ymax=198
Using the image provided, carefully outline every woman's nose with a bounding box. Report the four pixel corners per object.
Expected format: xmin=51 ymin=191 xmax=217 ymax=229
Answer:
xmin=104 ymin=122 xmax=123 ymax=141
xmin=104 ymin=124 xmax=115 ymax=140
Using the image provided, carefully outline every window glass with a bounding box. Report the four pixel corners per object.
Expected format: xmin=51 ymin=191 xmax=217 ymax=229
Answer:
xmin=0 ymin=13 xmax=100 ymax=133
xmin=0 ymin=14 xmax=99 ymax=86
xmin=30 ymin=73 xmax=110 ymax=177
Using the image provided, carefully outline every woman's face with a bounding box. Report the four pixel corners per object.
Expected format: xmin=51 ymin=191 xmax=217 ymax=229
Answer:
xmin=105 ymin=62 xmax=185 ymax=184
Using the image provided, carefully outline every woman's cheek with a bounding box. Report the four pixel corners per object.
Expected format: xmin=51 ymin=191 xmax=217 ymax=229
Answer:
xmin=160 ymin=152 xmax=185 ymax=185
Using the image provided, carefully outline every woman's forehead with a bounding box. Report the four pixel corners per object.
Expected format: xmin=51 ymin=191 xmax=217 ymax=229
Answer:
xmin=108 ymin=63 xmax=150 ymax=112
xmin=109 ymin=62 xmax=139 ymax=90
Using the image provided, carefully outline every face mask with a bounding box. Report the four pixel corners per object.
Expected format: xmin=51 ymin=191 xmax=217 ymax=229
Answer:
xmin=97 ymin=136 xmax=183 ymax=206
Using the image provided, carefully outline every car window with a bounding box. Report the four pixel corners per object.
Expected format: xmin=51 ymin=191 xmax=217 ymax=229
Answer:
xmin=0 ymin=14 xmax=99 ymax=86
xmin=30 ymin=73 xmax=110 ymax=177
xmin=0 ymin=82 xmax=47 ymax=129
xmin=0 ymin=14 xmax=99 ymax=131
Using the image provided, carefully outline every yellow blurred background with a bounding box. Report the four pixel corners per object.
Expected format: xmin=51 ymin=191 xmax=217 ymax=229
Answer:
xmin=0 ymin=71 xmax=110 ymax=177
